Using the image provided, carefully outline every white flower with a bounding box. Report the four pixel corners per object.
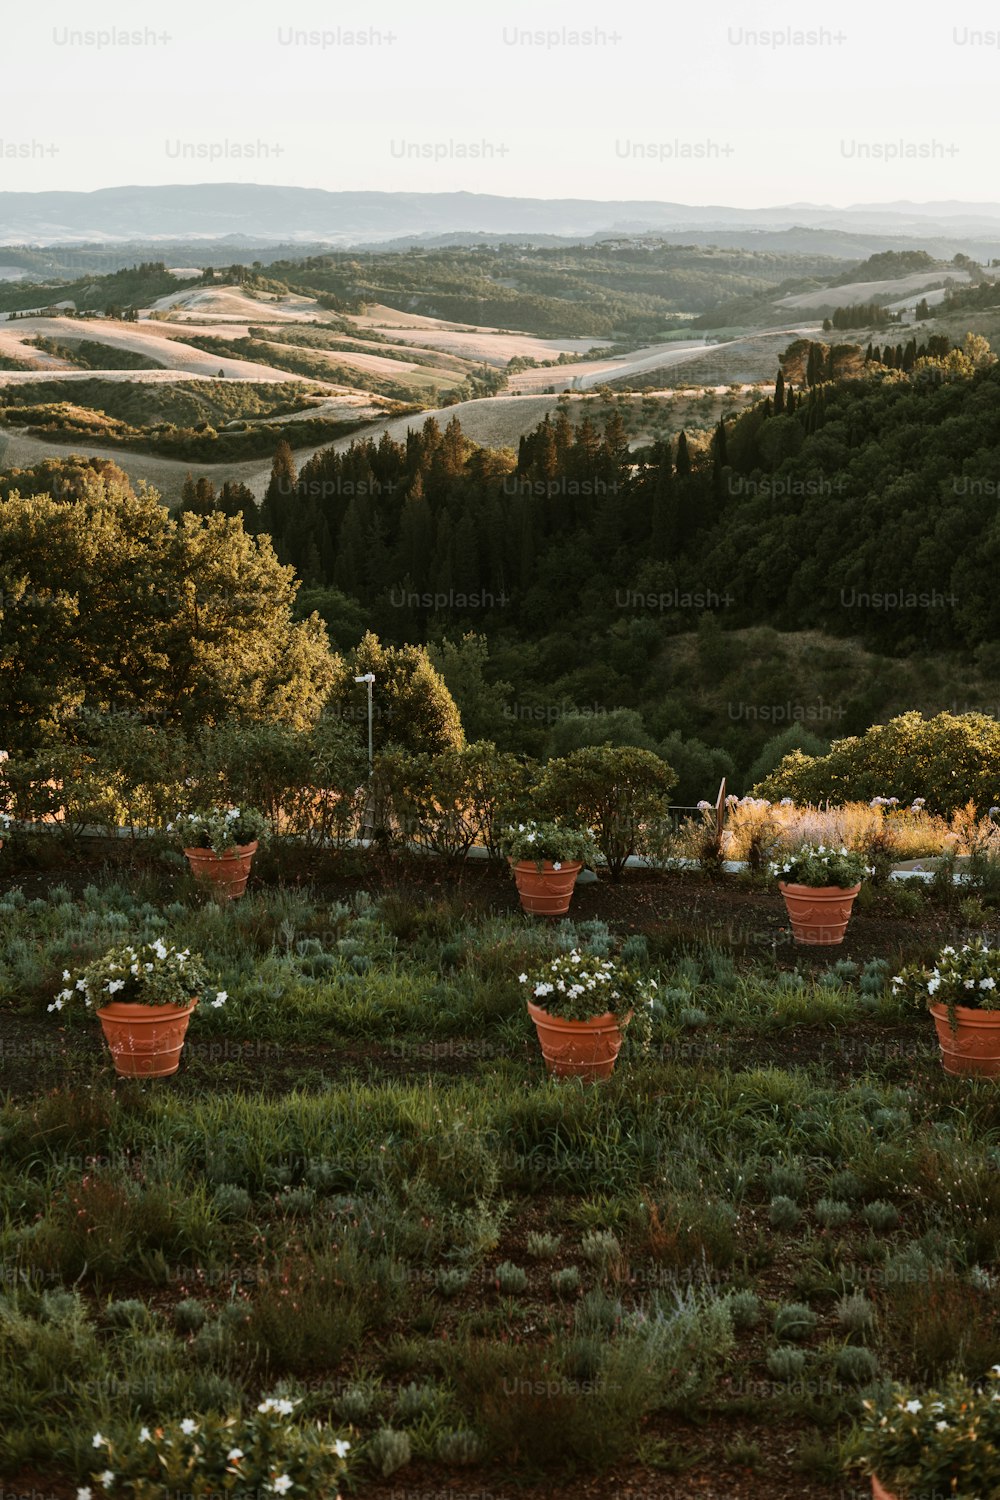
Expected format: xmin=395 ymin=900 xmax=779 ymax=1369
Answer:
xmin=99 ymin=1473 xmax=115 ymax=1490
xmin=211 ymin=992 xmax=228 ymax=1007
xmin=258 ymin=1397 xmax=297 ymax=1417
xmin=936 ymin=1420 xmax=948 ymax=1431
xmin=139 ymin=1428 xmax=151 ymax=1442
xmin=270 ymin=1476 xmax=293 ymax=1494
xmin=180 ymin=1418 xmax=197 ymax=1435
xmin=92 ymin=1434 xmax=106 ymax=1449
xmin=106 ymin=979 xmax=126 ymax=994
xmin=77 ymin=1490 xmax=93 ymax=1500
xmin=227 ymin=1448 xmax=245 ymax=1462
xmin=76 ymin=978 xmax=88 ymax=991
xmin=62 ymin=969 xmax=71 ymax=980
xmin=982 ymin=977 xmax=996 ymax=990
xmin=518 ymin=973 xmax=528 ymax=984
xmin=552 ymin=861 xmax=562 ymax=871
xmin=904 ymin=1398 xmax=923 ymax=1413
xmin=334 ymin=1439 xmax=351 ymax=1458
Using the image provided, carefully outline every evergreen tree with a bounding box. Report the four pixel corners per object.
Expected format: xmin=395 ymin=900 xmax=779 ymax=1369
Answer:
xmin=774 ymin=369 xmax=785 ymax=414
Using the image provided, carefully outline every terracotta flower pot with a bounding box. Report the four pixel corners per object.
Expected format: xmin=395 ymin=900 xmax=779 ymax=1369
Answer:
xmin=526 ymin=999 xmax=631 ymax=1081
xmin=930 ymin=1001 xmax=1000 ymax=1077
xmin=511 ymin=860 xmax=583 ymax=917
xmin=184 ymin=841 xmax=258 ymax=900
xmin=95 ymin=1000 xmax=198 ymax=1078
xmin=871 ymin=1478 xmax=898 ymax=1500
xmin=778 ymin=881 xmax=861 ymax=945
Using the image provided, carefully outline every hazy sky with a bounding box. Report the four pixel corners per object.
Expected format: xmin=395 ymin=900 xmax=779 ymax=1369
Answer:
xmin=3 ymin=0 xmax=998 ymax=205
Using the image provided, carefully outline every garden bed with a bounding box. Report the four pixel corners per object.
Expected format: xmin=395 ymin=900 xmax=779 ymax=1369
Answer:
xmin=0 ymin=854 xmax=992 ymax=1499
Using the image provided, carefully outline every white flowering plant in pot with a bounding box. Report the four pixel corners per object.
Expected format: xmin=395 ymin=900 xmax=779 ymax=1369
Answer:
xmin=519 ymin=949 xmax=657 ymax=1042
xmin=83 ymin=1399 xmax=351 ymax=1499
xmin=891 ymin=940 xmax=1000 ymax=1030
xmin=168 ymin=805 xmax=270 ymax=855
xmin=49 ymin=939 xmax=217 ymax=1014
xmin=502 ymin=820 xmax=598 ymax=869
xmin=847 ymin=1366 xmax=1000 ymax=1498
xmin=769 ymin=843 xmax=873 ymax=889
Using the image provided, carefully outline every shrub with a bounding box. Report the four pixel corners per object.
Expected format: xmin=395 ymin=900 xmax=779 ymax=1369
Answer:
xmin=773 ymin=1302 xmax=818 ymax=1341
xmin=835 ymin=1345 xmax=878 ymax=1383
xmin=815 ymin=1198 xmax=853 ymax=1229
xmin=573 ymin=1288 xmax=623 ymax=1338
xmin=756 ymin=711 xmax=1000 ymax=816
xmin=103 ymin=1298 xmax=153 ymax=1329
xmin=551 ymin=1266 xmax=582 ymax=1298
xmin=579 ymin=1230 xmax=622 ymax=1271
xmin=436 ymin=1428 xmax=483 ymax=1465
xmin=769 ymin=1196 xmax=802 ymax=1231
xmin=494 ymin=1261 xmax=528 ymax=1295
xmin=765 ymin=1162 xmax=807 ymax=1200
xmin=434 ymin=1267 xmax=471 ymax=1298
xmin=892 ymin=940 xmax=1000 ymax=1027
xmin=535 ymin=744 xmax=677 ymax=879
xmin=394 ymin=1381 xmax=442 ymax=1422
xmin=766 ymin=1345 xmax=807 ymax=1379
xmin=861 ymin=1200 xmax=900 ymax=1232
xmin=526 ymin=1232 xmax=561 ymax=1260
xmin=836 ymin=1292 xmax=875 ymax=1334
xmin=367 ymin=1426 xmax=412 ymax=1477
xmin=212 ymin=1184 xmax=252 ymax=1221
xmin=379 ymin=743 xmax=529 ymax=861
xmin=81 ymin=1401 xmax=351 ymax=1498
xmin=333 ymin=1382 xmax=378 ymax=1423
xmin=326 ymin=631 xmax=464 ymax=758
xmin=725 ymin=1289 xmax=762 ymax=1329
xmin=173 ymin=1298 xmax=208 ymax=1334
xmin=502 ymin=818 xmax=599 ymax=867
xmin=848 ymin=1368 xmax=1000 ymax=1496
xmin=169 ymin=804 xmax=270 ymax=855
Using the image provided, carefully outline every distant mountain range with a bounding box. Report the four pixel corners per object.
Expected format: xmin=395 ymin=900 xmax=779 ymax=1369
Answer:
xmin=4 ymin=185 xmax=1000 ymax=260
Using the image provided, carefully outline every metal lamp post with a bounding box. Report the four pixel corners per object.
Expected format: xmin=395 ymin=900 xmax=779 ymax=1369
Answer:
xmin=354 ymin=673 xmax=376 ymax=839
xmin=354 ymin=672 xmax=375 ymax=777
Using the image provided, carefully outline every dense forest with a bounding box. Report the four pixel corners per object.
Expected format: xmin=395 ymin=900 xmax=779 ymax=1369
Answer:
xmin=116 ymin=331 xmax=989 ymax=790
xmin=5 ymin=292 xmax=1000 ymax=796
xmin=242 ymin=335 xmax=1000 ymax=654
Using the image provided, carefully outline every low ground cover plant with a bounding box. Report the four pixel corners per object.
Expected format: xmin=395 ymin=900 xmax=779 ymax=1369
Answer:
xmin=0 ymin=857 xmax=996 ymax=1493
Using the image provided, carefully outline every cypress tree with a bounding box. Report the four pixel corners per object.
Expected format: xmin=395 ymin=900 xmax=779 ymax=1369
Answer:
xmin=774 ymin=368 xmax=785 ymax=414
